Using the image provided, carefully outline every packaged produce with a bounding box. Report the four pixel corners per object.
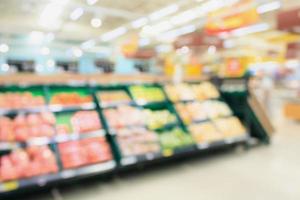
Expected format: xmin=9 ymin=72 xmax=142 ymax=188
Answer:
xmin=0 ymin=112 xmax=56 ymax=142
xmin=116 ymin=128 xmax=160 ymax=157
xmin=213 ymin=117 xmax=246 ymax=138
xmin=70 ymin=111 xmax=101 ymax=133
xmin=202 ymin=101 xmax=232 ymax=119
xmin=159 ymin=128 xmax=194 ymax=151
xmin=164 ymin=84 xmax=195 ymax=102
xmin=98 ymin=91 xmax=131 ymax=104
xmin=0 ymin=146 xmax=58 ymax=182
xmin=58 ymin=137 xmax=112 ymax=169
xmin=50 ymin=92 xmax=92 ymax=106
xmin=191 ymin=82 xmax=220 ymax=100
xmin=104 ymin=106 xmax=145 ymax=128
xmin=130 ymin=86 xmax=165 ymax=103
xmin=144 ymin=109 xmax=177 ymax=130
xmin=175 ymin=102 xmax=207 ymax=124
xmin=189 ymin=122 xmax=223 ymax=143
xmin=0 ymin=92 xmax=45 ymax=109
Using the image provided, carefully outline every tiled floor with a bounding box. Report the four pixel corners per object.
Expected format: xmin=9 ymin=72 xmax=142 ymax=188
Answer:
xmin=14 ymin=93 xmax=300 ymax=200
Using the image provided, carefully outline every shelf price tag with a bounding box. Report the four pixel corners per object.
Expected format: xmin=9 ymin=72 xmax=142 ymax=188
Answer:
xmin=163 ymin=149 xmax=173 ymax=157
xmin=1 ymin=181 xmax=19 ymax=192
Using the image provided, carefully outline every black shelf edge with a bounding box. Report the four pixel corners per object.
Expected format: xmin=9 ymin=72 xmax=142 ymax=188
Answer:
xmin=120 ymin=152 xmax=163 ymax=166
xmin=0 ymin=106 xmax=49 ymax=116
xmin=0 ymin=160 xmax=116 ymax=194
xmin=100 ymin=101 xmax=135 ymax=109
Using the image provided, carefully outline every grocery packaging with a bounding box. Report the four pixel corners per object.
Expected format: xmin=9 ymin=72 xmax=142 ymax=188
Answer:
xmin=144 ymin=109 xmax=177 ymax=130
xmin=104 ymin=106 xmax=145 ymax=128
xmin=116 ymin=128 xmax=161 ymax=157
xmin=0 ymin=112 xmax=56 ymax=142
xmin=159 ymin=128 xmax=194 ymax=151
xmin=189 ymin=122 xmax=223 ymax=143
xmin=58 ymin=137 xmax=112 ymax=169
xmin=0 ymin=146 xmax=58 ymax=182
xmin=130 ymin=86 xmax=165 ymax=103
xmin=191 ymin=82 xmax=220 ymax=100
xmin=202 ymin=101 xmax=232 ymax=119
xmin=98 ymin=91 xmax=131 ymax=104
xmin=213 ymin=117 xmax=246 ymax=138
xmin=175 ymin=102 xmax=208 ymax=124
xmin=50 ymin=92 xmax=92 ymax=106
xmin=70 ymin=111 xmax=102 ymax=133
xmin=0 ymin=92 xmax=45 ymax=109
xmin=164 ymin=84 xmax=195 ymax=102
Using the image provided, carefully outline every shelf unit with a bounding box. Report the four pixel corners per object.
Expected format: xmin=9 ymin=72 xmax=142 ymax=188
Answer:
xmin=0 ymin=78 xmax=268 ymax=197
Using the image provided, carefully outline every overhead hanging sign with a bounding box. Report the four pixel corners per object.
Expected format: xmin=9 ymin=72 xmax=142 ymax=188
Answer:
xmin=205 ymin=0 xmax=259 ymax=35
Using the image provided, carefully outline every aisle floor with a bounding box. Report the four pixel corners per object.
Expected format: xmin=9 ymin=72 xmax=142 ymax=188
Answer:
xmin=21 ymin=96 xmax=300 ymax=200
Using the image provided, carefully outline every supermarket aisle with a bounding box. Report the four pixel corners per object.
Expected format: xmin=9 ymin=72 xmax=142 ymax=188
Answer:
xmin=23 ymin=96 xmax=300 ymax=200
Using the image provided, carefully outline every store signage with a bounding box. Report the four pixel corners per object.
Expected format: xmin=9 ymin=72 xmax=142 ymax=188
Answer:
xmin=205 ymin=0 xmax=259 ymax=35
xmin=277 ymin=8 xmax=300 ymax=32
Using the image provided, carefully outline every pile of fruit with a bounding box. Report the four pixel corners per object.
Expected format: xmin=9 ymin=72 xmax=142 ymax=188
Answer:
xmin=159 ymin=128 xmax=194 ymax=151
xmin=104 ymin=106 xmax=145 ymax=128
xmin=189 ymin=122 xmax=223 ymax=143
xmin=58 ymin=137 xmax=112 ymax=169
xmin=144 ymin=109 xmax=177 ymax=130
xmin=50 ymin=92 xmax=92 ymax=106
xmin=0 ymin=146 xmax=58 ymax=181
xmin=0 ymin=92 xmax=45 ymax=109
xmin=191 ymin=82 xmax=220 ymax=100
xmin=213 ymin=117 xmax=246 ymax=138
xmin=164 ymin=84 xmax=195 ymax=102
xmin=98 ymin=91 xmax=131 ymax=104
xmin=130 ymin=86 xmax=165 ymax=103
xmin=116 ymin=128 xmax=161 ymax=157
xmin=55 ymin=111 xmax=102 ymax=135
xmin=175 ymin=102 xmax=208 ymax=124
xmin=202 ymin=101 xmax=232 ymax=119
xmin=0 ymin=112 xmax=56 ymax=142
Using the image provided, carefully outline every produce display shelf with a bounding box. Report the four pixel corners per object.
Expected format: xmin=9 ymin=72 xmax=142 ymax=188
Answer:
xmin=0 ymin=160 xmax=116 ymax=194
xmin=0 ymin=106 xmax=49 ymax=116
xmin=99 ymin=101 xmax=136 ymax=109
xmin=120 ymin=152 xmax=163 ymax=166
xmin=48 ymin=103 xmax=96 ymax=113
xmin=0 ymin=130 xmax=106 ymax=151
xmin=196 ymin=134 xmax=249 ymax=150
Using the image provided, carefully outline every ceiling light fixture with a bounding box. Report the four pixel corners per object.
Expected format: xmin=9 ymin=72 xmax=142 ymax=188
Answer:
xmin=41 ymin=47 xmax=50 ymax=55
xmin=131 ymin=17 xmax=148 ymax=29
xmin=149 ymin=4 xmax=179 ymax=21
xmin=70 ymin=8 xmax=84 ymax=21
xmin=39 ymin=1 xmax=67 ymax=29
xmin=29 ymin=31 xmax=45 ymax=44
xmin=86 ymin=0 xmax=98 ymax=5
xmin=91 ymin=18 xmax=102 ymax=28
xmin=81 ymin=40 xmax=96 ymax=49
xmin=257 ymin=1 xmax=281 ymax=14
xmin=231 ymin=23 xmax=270 ymax=37
xmin=0 ymin=44 xmax=9 ymax=53
xmin=157 ymin=24 xmax=196 ymax=42
xmin=72 ymin=47 xmax=83 ymax=57
xmin=101 ymin=27 xmax=127 ymax=42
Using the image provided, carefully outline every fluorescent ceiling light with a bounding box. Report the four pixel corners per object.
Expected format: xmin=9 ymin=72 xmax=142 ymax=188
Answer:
xmin=141 ymin=20 xmax=173 ymax=37
xmin=231 ymin=23 xmax=270 ymax=37
xmin=91 ymin=18 xmax=102 ymax=28
xmin=170 ymin=8 xmax=199 ymax=25
xmin=257 ymin=1 xmax=281 ymax=14
xmin=0 ymin=44 xmax=9 ymax=53
xmin=41 ymin=47 xmax=50 ymax=55
xmin=86 ymin=0 xmax=98 ymax=5
xmin=131 ymin=17 xmax=148 ymax=29
xmin=158 ymin=24 xmax=196 ymax=41
xmin=1 ymin=63 xmax=10 ymax=72
xmin=139 ymin=38 xmax=150 ymax=46
xmin=149 ymin=4 xmax=179 ymax=21
xmin=72 ymin=47 xmax=83 ymax=57
xmin=101 ymin=27 xmax=127 ymax=42
xmin=70 ymin=8 xmax=84 ymax=21
xmin=40 ymin=2 xmax=65 ymax=29
xmin=81 ymin=40 xmax=96 ymax=49
xmin=29 ymin=31 xmax=45 ymax=44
